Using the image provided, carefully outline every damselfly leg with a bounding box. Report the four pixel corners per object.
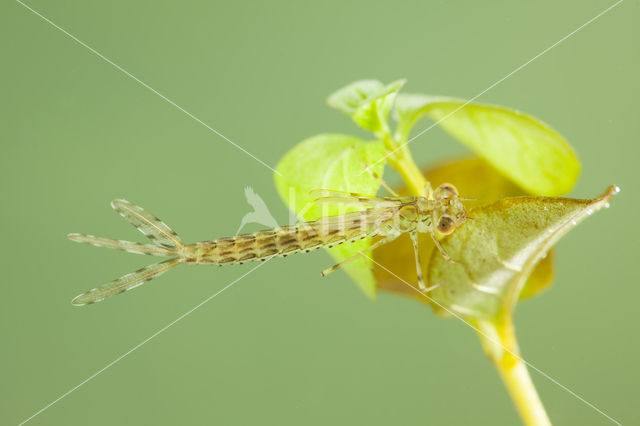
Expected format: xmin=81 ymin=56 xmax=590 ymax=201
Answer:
xmin=409 ymin=231 xmax=426 ymax=291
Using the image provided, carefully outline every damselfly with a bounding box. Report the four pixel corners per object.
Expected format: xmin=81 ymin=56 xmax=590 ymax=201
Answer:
xmin=68 ymin=182 xmax=468 ymax=305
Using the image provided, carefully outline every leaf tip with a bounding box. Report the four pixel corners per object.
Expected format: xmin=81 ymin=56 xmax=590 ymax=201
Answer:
xmin=598 ymin=184 xmax=620 ymax=204
xmin=390 ymin=78 xmax=407 ymax=90
xmin=612 ymin=184 xmax=621 ymax=195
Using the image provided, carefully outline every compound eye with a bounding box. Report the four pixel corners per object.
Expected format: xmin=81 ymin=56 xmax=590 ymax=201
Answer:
xmin=436 ymin=216 xmax=455 ymax=235
xmin=439 ymin=183 xmax=459 ymax=197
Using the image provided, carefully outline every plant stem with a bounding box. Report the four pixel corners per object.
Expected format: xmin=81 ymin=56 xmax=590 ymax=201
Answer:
xmin=384 ymin=135 xmax=426 ymax=196
xmin=475 ymin=318 xmax=551 ymax=426
xmin=390 ymin=153 xmax=426 ymax=196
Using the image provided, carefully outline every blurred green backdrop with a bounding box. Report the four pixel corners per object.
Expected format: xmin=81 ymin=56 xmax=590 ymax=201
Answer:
xmin=2 ymin=1 xmax=638 ymax=425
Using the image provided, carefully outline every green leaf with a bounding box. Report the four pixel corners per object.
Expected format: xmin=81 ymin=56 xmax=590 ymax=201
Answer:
xmin=394 ymin=94 xmax=580 ymax=196
xmin=427 ymin=185 xmax=618 ymax=320
xmin=274 ymin=134 xmax=388 ymax=298
xmin=327 ymin=79 xmax=406 ymax=132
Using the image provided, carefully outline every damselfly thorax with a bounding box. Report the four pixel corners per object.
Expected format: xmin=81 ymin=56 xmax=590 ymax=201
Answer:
xmin=68 ymin=182 xmax=468 ymax=306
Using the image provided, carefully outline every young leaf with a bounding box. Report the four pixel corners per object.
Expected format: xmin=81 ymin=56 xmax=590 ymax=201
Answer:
xmin=394 ymin=94 xmax=580 ymax=196
xmin=327 ymin=79 xmax=406 ymax=132
xmin=274 ymin=134 xmax=387 ymax=298
xmin=427 ymin=185 xmax=618 ymax=320
xmin=373 ymin=157 xmax=554 ymax=304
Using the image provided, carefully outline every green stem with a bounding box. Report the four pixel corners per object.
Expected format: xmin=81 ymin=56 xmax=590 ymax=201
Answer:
xmin=475 ymin=318 xmax=551 ymax=426
xmin=390 ymin=153 xmax=426 ymax=196
xmin=383 ymin=135 xmax=426 ymax=196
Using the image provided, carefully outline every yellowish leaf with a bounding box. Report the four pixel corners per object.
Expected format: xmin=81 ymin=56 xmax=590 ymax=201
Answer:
xmin=427 ymin=185 xmax=617 ymax=319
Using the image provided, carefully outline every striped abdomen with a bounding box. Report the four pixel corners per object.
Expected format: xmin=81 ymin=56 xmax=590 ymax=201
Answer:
xmin=181 ymin=217 xmax=381 ymax=265
xmin=69 ymin=198 xmax=401 ymax=305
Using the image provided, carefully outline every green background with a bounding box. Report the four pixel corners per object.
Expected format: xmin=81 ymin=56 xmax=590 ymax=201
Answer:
xmin=2 ymin=1 xmax=638 ymax=424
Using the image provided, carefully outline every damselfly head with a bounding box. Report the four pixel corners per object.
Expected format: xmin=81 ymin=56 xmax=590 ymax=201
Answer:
xmin=433 ymin=183 xmax=468 ymax=236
